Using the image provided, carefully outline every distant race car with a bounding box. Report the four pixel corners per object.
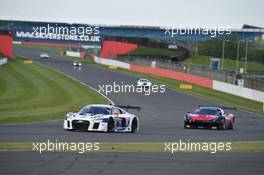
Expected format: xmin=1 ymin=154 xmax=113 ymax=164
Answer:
xmin=40 ymin=53 xmax=49 ymax=59
xmin=137 ymin=78 xmax=152 ymax=87
xmin=64 ymin=104 xmax=140 ymax=133
xmin=184 ymin=106 xmax=235 ymax=130
xmin=72 ymin=60 xmax=82 ymax=66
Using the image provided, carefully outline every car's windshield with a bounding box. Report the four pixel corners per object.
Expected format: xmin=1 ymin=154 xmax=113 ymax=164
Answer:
xmin=79 ymin=106 xmax=111 ymax=115
xmin=193 ymin=108 xmax=220 ymax=115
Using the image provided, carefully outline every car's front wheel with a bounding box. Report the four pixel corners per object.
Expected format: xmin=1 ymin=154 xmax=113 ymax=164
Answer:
xmin=218 ymin=119 xmax=226 ymax=130
xmin=107 ymin=117 xmax=115 ymax=132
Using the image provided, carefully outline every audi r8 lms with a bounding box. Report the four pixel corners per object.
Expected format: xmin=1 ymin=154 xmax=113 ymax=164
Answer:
xmin=40 ymin=52 xmax=50 ymax=59
xmin=64 ymin=104 xmax=140 ymax=133
xmin=137 ymin=78 xmax=152 ymax=87
xmin=184 ymin=106 xmax=235 ymax=130
xmin=72 ymin=60 xmax=82 ymax=66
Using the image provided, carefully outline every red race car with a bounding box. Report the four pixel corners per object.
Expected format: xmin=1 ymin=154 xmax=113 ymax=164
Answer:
xmin=184 ymin=106 xmax=236 ymax=130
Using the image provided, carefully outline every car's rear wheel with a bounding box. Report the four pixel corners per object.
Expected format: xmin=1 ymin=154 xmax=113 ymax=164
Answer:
xmin=107 ymin=117 xmax=115 ymax=132
xmin=131 ymin=118 xmax=138 ymax=133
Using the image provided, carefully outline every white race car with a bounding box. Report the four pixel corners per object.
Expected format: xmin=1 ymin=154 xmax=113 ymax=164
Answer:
xmin=137 ymin=79 xmax=152 ymax=87
xmin=40 ymin=53 xmax=49 ymax=59
xmin=72 ymin=60 xmax=82 ymax=66
xmin=64 ymin=104 xmax=140 ymax=133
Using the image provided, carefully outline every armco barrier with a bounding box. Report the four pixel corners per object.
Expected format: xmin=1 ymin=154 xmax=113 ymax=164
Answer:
xmin=94 ymin=56 xmax=130 ymax=69
xmin=0 ymin=58 xmax=8 ymax=66
xmin=213 ymin=80 xmax=264 ymax=103
xmin=130 ymin=64 xmax=213 ymax=89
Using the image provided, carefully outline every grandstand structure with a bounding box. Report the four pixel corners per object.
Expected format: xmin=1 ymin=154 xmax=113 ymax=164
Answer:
xmin=1 ymin=20 xmax=263 ymax=46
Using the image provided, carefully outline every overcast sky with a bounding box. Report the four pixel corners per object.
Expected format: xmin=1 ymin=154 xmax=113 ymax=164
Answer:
xmin=0 ymin=0 xmax=263 ymax=28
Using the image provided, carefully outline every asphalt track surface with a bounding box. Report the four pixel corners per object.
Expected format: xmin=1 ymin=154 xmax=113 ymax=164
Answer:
xmin=0 ymin=46 xmax=264 ymax=175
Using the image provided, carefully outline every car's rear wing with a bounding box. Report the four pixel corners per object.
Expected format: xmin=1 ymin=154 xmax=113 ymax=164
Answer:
xmin=198 ymin=106 xmax=237 ymax=111
xmin=116 ymin=105 xmax=142 ymax=111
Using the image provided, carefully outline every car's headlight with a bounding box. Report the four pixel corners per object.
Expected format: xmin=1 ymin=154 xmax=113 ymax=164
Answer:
xmin=65 ymin=113 xmax=74 ymax=120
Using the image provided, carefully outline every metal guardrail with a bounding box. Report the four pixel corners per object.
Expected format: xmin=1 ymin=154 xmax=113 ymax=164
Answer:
xmin=118 ymin=56 xmax=264 ymax=92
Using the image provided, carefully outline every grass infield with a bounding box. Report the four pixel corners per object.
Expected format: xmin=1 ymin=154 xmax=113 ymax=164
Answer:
xmin=0 ymin=58 xmax=107 ymax=124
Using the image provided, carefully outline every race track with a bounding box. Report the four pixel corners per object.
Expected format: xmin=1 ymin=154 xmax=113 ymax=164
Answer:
xmin=0 ymin=45 xmax=264 ymax=175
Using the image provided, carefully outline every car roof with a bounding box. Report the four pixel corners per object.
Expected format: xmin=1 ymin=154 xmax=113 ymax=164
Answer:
xmin=198 ymin=107 xmax=224 ymax=112
xmin=83 ymin=104 xmax=129 ymax=113
xmin=199 ymin=106 xmax=221 ymax=109
xmin=138 ymin=79 xmax=149 ymax=81
xmin=85 ymin=104 xmax=112 ymax=108
xmin=84 ymin=104 xmax=125 ymax=109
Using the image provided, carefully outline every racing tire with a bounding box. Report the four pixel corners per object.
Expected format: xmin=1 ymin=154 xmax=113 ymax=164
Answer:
xmin=218 ymin=119 xmax=226 ymax=130
xmin=131 ymin=118 xmax=138 ymax=133
xmin=107 ymin=117 xmax=115 ymax=132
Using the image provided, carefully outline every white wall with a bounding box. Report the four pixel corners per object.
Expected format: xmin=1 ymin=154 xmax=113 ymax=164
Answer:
xmin=66 ymin=51 xmax=81 ymax=58
xmin=213 ymin=80 xmax=264 ymax=103
xmin=0 ymin=58 xmax=8 ymax=66
xmin=94 ymin=56 xmax=130 ymax=69
xmin=12 ymin=41 xmax=22 ymax=45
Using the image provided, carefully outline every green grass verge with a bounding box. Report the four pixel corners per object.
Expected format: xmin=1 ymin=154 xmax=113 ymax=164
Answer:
xmin=0 ymin=141 xmax=263 ymax=153
xmin=129 ymin=46 xmax=180 ymax=57
xmin=0 ymin=58 xmax=107 ymax=124
xmin=98 ymin=66 xmax=263 ymax=115
xmin=186 ymin=55 xmax=264 ymax=74
xmin=16 ymin=44 xmax=68 ymax=54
